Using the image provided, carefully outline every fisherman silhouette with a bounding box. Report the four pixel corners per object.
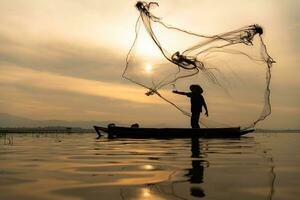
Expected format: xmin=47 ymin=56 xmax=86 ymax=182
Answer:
xmin=173 ymin=85 xmax=208 ymax=128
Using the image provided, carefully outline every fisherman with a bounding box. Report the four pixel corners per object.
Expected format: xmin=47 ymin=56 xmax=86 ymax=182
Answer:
xmin=173 ymin=85 xmax=208 ymax=128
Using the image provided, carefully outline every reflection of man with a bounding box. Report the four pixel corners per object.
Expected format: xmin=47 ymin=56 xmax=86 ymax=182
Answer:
xmin=190 ymin=187 xmax=205 ymax=198
xmin=184 ymin=137 xmax=206 ymax=198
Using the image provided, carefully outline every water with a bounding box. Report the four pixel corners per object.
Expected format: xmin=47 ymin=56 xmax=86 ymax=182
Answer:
xmin=0 ymin=132 xmax=299 ymax=200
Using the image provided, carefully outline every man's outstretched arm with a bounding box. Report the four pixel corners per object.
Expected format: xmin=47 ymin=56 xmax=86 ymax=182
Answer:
xmin=172 ymin=90 xmax=188 ymax=95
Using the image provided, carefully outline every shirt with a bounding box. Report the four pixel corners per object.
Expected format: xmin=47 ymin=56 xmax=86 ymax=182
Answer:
xmin=186 ymin=92 xmax=204 ymax=113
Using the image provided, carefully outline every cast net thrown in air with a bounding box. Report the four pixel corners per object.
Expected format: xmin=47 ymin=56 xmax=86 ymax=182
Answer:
xmin=123 ymin=1 xmax=275 ymax=129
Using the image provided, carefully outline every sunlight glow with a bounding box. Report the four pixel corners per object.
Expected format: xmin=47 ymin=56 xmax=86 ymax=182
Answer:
xmin=145 ymin=63 xmax=153 ymax=72
xmin=143 ymin=164 xmax=154 ymax=170
xmin=141 ymin=188 xmax=151 ymax=198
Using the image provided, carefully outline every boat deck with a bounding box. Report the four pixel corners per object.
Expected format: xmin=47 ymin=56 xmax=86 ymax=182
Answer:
xmin=94 ymin=126 xmax=254 ymax=139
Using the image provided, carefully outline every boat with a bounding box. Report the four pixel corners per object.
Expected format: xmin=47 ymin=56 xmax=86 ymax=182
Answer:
xmin=94 ymin=125 xmax=254 ymax=139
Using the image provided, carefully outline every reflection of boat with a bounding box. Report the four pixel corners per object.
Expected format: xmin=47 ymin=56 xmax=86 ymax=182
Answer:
xmin=94 ymin=125 xmax=254 ymax=139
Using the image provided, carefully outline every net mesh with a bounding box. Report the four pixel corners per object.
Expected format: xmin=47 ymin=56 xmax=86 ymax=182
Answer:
xmin=123 ymin=1 xmax=275 ymax=129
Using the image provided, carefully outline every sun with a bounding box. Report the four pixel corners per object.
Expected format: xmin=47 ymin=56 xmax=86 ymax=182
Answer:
xmin=145 ymin=63 xmax=153 ymax=72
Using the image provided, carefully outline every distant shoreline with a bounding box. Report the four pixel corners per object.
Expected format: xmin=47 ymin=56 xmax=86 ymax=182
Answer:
xmin=0 ymin=127 xmax=94 ymax=134
xmin=254 ymin=129 xmax=300 ymax=133
xmin=0 ymin=127 xmax=299 ymax=134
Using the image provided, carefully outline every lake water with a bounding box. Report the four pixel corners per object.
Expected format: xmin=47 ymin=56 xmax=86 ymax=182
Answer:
xmin=0 ymin=132 xmax=299 ymax=200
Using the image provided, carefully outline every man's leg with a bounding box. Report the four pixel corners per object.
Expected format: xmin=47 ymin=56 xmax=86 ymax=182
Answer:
xmin=191 ymin=112 xmax=200 ymax=128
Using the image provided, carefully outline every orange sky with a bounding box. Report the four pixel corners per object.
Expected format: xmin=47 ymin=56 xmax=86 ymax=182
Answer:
xmin=0 ymin=0 xmax=299 ymax=128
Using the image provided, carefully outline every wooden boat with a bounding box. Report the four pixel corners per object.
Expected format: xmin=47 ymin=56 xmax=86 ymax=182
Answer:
xmin=94 ymin=125 xmax=254 ymax=139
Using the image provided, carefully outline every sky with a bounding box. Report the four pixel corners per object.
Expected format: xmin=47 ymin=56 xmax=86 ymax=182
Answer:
xmin=0 ymin=0 xmax=299 ymax=129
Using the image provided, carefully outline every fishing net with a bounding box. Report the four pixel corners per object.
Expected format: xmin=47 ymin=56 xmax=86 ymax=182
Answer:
xmin=123 ymin=1 xmax=275 ymax=129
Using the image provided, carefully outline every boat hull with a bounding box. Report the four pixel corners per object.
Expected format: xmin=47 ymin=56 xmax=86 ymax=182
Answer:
xmin=94 ymin=126 xmax=254 ymax=139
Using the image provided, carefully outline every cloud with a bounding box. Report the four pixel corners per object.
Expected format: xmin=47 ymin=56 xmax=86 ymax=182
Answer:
xmin=0 ymin=77 xmax=185 ymax=126
xmin=0 ymin=65 xmax=162 ymax=104
xmin=0 ymin=31 xmax=125 ymax=82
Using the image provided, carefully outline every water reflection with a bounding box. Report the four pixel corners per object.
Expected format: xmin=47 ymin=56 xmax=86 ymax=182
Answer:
xmin=157 ymin=137 xmax=277 ymax=200
xmin=264 ymin=152 xmax=276 ymax=200
xmin=185 ymin=137 xmax=207 ymax=198
xmin=142 ymin=164 xmax=155 ymax=170
xmin=1 ymin=134 xmax=294 ymax=200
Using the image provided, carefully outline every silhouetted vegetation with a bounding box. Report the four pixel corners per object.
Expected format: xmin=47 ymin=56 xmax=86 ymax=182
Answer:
xmin=0 ymin=127 xmax=93 ymax=134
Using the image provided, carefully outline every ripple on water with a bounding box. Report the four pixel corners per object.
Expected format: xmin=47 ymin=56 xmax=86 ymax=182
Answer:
xmin=0 ymin=133 xmax=300 ymax=200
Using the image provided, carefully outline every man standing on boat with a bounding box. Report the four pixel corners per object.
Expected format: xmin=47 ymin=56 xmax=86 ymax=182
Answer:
xmin=173 ymin=85 xmax=208 ymax=128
